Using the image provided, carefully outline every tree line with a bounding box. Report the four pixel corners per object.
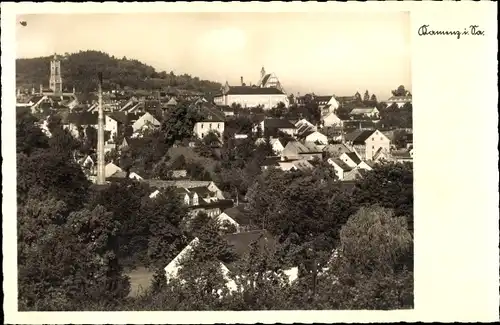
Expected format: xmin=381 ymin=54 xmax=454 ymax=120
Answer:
xmin=16 ymin=50 xmax=222 ymax=94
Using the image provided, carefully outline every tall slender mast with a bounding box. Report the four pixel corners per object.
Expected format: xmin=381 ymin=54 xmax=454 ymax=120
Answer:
xmin=96 ymin=72 xmax=105 ymax=185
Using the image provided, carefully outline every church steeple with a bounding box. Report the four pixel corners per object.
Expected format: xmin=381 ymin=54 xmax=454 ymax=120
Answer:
xmin=49 ymin=53 xmax=63 ymax=95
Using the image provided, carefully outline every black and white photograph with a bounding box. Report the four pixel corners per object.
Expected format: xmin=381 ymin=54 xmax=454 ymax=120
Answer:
xmin=13 ymin=10 xmax=414 ymax=312
xmin=3 ymin=2 xmax=498 ymax=323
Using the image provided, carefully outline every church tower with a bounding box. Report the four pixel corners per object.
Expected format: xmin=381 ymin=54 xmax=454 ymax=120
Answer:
xmin=49 ymin=53 xmax=63 ymax=95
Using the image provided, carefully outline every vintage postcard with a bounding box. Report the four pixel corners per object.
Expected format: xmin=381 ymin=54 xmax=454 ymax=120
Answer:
xmin=2 ymin=1 xmax=498 ymax=324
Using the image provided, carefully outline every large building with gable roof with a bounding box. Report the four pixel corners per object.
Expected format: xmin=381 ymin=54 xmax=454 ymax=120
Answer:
xmin=213 ymin=67 xmax=289 ymax=109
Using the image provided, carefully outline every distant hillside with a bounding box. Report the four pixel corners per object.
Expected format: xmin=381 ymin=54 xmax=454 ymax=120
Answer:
xmin=16 ymin=50 xmax=222 ymax=95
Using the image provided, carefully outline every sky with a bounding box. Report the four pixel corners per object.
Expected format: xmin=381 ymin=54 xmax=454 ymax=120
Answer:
xmin=16 ymin=12 xmax=411 ymax=100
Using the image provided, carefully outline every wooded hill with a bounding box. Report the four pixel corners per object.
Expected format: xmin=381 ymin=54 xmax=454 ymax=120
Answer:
xmin=16 ymin=50 xmax=222 ymax=94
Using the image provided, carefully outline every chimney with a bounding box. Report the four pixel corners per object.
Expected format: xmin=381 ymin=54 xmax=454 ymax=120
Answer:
xmin=240 ymin=76 xmax=244 ymax=86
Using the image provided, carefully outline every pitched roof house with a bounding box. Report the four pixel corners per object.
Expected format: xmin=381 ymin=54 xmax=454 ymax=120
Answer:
xmin=213 ymin=76 xmax=289 ymax=110
xmin=323 ymin=143 xmax=352 ymax=158
xmin=143 ymin=180 xmax=225 ymax=201
xmin=281 ymin=141 xmax=323 ymax=161
xmin=349 ymin=107 xmax=380 ymax=118
xmin=255 ymin=137 xmax=285 ymax=155
xmin=216 ymin=206 xmax=252 ymax=233
xmin=344 ymin=129 xmax=390 ymax=161
xmin=193 ymin=106 xmax=225 ymax=139
xmin=321 ymin=111 xmax=343 ymax=128
xmin=164 ymin=230 xmax=299 ymax=293
xmin=257 ymin=118 xmax=297 ymax=137
xmin=132 ymin=112 xmax=161 ymax=132
xmin=299 ymin=130 xmax=328 ymax=145
xmin=385 ymin=95 xmax=412 ymax=108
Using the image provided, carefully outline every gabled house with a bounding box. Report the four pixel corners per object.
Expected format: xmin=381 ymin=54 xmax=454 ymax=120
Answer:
xmin=340 ymin=152 xmax=363 ymax=169
xmin=344 ymin=129 xmax=390 ymax=161
xmin=285 ymin=159 xmax=314 ymax=172
xmin=193 ymin=106 xmax=225 ymax=140
xmin=281 ymin=141 xmax=323 ymax=161
xmin=190 ymin=186 xmax=219 ymax=204
xmin=175 ymin=187 xmax=193 ymax=205
xmin=143 ymin=180 xmax=225 ymax=201
xmin=323 ymin=143 xmax=352 ymax=158
xmin=220 ymin=105 xmax=235 ymax=117
xmin=372 ymin=147 xmax=392 ymax=162
xmin=132 ymin=112 xmax=161 ymax=132
xmin=105 ymin=162 xmax=122 ymax=178
xmin=213 ymin=84 xmax=289 ymax=110
xmin=349 ymin=107 xmax=380 ymax=119
xmin=60 ymin=112 xmax=98 ymax=138
xmin=107 ymin=170 xmax=144 ymax=181
xmin=321 ymin=111 xmax=343 ymax=128
xmin=216 ymin=205 xmax=252 ymax=233
xmin=384 ymin=95 xmax=412 ymax=108
xmin=260 ymin=156 xmax=282 ymax=171
xmin=327 ymin=158 xmax=354 ymax=181
xmin=328 ymin=152 xmax=372 ymax=181
xmin=295 ymin=118 xmax=317 ymax=131
xmin=299 ymin=130 xmax=328 ymax=145
xmin=164 ymin=97 xmax=179 ymax=108
xmin=313 ymin=95 xmax=340 ymax=111
xmin=188 ymin=199 xmax=235 ymax=218
xmin=105 ymin=112 xmax=128 ymax=139
xmin=390 ymin=148 xmax=413 ymax=163
xmin=255 ymin=137 xmax=285 ymax=155
xmin=149 ymin=187 xmax=198 ymax=206
xmin=295 ymin=123 xmax=316 ymax=138
xmin=164 ymin=230 xmax=298 ymax=293
xmin=257 ymin=118 xmax=297 ymax=137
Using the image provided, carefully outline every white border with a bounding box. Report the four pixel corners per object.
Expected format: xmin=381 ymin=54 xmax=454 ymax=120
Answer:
xmin=2 ymin=2 xmax=499 ymax=323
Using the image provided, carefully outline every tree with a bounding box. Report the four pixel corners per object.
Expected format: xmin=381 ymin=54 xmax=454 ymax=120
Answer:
xmin=311 ymin=206 xmax=413 ymax=310
xmin=161 ymin=101 xmax=201 ymax=147
xmin=17 ymin=150 xmax=90 ymax=208
xmin=246 ymin=169 xmax=355 ymax=256
xmin=86 ymin=180 xmax=153 ymax=266
xmin=269 ymin=102 xmax=287 ymax=118
xmin=391 ymin=85 xmax=411 ymax=97
xmin=363 ymin=90 xmax=370 ymax=102
xmin=186 ymin=161 xmax=212 ymax=181
xmin=370 ymin=94 xmax=377 ymax=102
xmin=379 ymin=103 xmax=412 ymax=130
xmin=145 ymin=189 xmax=188 ymax=270
xmin=18 ymin=200 xmax=130 ymax=310
xmin=202 ymin=130 xmax=221 ymax=147
xmin=354 ymin=91 xmax=362 ymax=102
xmin=48 ymin=127 xmax=82 ymax=158
xmin=16 ymin=112 xmax=49 ymax=155
xmin=351 ymin=162 xmax=414 ymax=234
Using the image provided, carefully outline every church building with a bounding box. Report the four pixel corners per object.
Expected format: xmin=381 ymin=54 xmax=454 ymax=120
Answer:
xmin=39 ymin=53 xmax=75 ymax=97
xmin=213 ymin=67 xmax=289 ymax=110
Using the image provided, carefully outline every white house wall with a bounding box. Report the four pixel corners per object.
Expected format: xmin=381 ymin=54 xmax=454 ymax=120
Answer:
xmin=193 ymin=122 xmax=224 ymax=139
xmin=214 ymin=94 xmax=289 ymax=110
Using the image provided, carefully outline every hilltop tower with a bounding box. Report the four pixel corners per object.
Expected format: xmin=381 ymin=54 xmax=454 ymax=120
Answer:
xmin=49 ymin=53 xmax=63 ymax=95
